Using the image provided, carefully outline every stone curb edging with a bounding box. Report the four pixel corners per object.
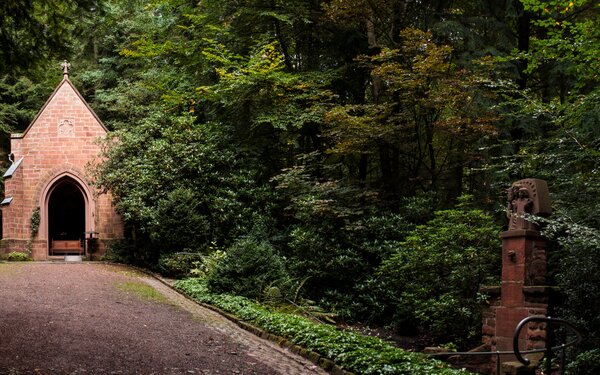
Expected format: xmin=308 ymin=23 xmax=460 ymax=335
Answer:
xmin=146 ymin=271 xmax=355 ymax=375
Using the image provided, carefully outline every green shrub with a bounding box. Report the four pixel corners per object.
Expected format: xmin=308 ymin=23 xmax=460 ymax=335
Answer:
xmin=176 ymin=278 xmax=472 ymax=375
xmin=566 ymin=349 xmax=600 ymax=375
xmin=533 ymin=215 xmax=600 ymax=352
xmin=149 ymin=187 xmax=211 ymax=252
xmin=101 ymin=239 xmax=137 ymax=264
xmin=377 ymin=196 xmax=501 ymax=346
xmin=190 ymin=248 xmax=227 ymax=279
xmin=557 ymin=241 xmax=600 ymax=348
xmin=286 ymin=225 xmax=366 ymax=296
xmin=157 ymin=252 xmax=204 ymax=278
xmin=206 ymin=237 xmax=286 ymax=299
xmin=5 ymin=251 xmax=32 ymax=262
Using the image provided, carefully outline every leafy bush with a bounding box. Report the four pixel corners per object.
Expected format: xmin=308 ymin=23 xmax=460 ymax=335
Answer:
xmin=273 ymin=161 xmax=437 ymax=323
xmin=377 ymin=196 xmax=501 ymax=346
xmin=189 ymin=248 xmax=227 ymax=279
xmin=286 ymin=225 xmax=365 ymax=291
xmin=157 ymin=252 xmax=204 ymax=278
xmin=149 ymin=187 xmax=211 ymax=252
xmin=94 ymin=114 xmax=277 ymax=266
xmin=5 ymin=251 xmax=32 ymax=261
xmin=206 ymin=237 xmax=287 ymax=299
xmin=100 ymin=239 xmax=138 ymax=264
xmin=176 ymin=278 xmax=472 ymax=375
xmin=281 ymin=212 xmax=418 ymax=323
xmin=556 ymin=237 xmax=600 ymax=348
xmin=538 ymin=216 xmax=600 ymax=360
xmin=566 ymin=349 xmax=600 ymax=375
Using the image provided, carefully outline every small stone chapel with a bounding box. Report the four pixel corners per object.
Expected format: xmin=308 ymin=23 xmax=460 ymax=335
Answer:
xmin=1 ymin=61 xmax=123 ymax=260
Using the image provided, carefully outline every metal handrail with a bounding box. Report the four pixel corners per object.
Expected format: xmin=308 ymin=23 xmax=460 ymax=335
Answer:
xmin=429 ymin=348 xmax=549 ymax=375
xmin=513 ymin=315 xmax=582 ymax=374
xmin=428 ymin=315 xmax=581 ymax=375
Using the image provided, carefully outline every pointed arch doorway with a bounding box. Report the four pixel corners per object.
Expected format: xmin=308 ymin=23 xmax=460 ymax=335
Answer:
xmin=46 ymin=176 xmax=87 ymax=256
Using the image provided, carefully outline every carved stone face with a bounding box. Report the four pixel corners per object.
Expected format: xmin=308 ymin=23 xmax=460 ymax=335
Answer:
xmin=508 ymin=186 xmax=519 ymax=201
xmin=517 ymin=188 xmax=529 ymax=198
xmin=506 ymin=179 xmax=552 ymax=232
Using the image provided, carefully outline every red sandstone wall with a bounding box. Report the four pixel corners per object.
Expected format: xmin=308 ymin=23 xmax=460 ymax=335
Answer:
xmin=1 ymin=79 xmax=123 ymax=259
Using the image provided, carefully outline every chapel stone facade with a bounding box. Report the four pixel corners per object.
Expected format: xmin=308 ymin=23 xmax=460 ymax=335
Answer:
xmin=0 ymin=63 xmax=123 ymax=260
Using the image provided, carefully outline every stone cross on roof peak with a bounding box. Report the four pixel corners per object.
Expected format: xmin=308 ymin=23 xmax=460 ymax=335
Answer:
xmin=60 ymin=60 xmax=71 ymax=78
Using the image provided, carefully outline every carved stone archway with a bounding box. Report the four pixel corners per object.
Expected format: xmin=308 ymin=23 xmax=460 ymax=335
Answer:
xmin=39 ymin=173 xmax=96 ymax=256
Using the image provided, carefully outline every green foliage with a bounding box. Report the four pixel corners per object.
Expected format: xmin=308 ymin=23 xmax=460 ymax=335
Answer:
xmin=26 ymin=206 xmax=41 ymax=255
xmin=520 ymin=0 xmax=599 ymax=88
xmin=272 ymin=156 xmax=423 ymax=323
xmin=534 ymin=214 xmax=600 ymax=353
xmin=559 ymin=239 xmax=600 ymax=347
xmin=176 ymin=278 xmax=472 ymax=375
xmin=206 ymin=237 xmax=287 ymax=300
xmin=0 ymin=75 xmax=48 ymax=133
xmin=566 ymin=349 xmax=600 ymax=375
xmin=100 ymin=240 xmax=137 ymax=264
xmin=94 ymin=112 xmax=275 ymax=262
xmin=30 ymin=207 xmax=40 ymax=237
xmin=377 ymin=197 xmax=501 ymax=345
xmin=4 ymin=251 xmax=32 ymax=262
xmin=189 ymin=247 xmax=227 ymax=279
xmin=324 ymin=28 xmax=499 ymax=199
xmin=0 ymin=0 xmax=101 ymax=75
xmin=157 ymin=252 xmax=204 ymax=279
xmin=259 ymin=277 xmax=338 ymax=324
xmin=150 ymin=188 xmax=211 ymax=251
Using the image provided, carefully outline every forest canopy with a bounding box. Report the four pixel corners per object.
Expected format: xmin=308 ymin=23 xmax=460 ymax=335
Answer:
xmin=1 ymin=0 xmax=599 ymax=365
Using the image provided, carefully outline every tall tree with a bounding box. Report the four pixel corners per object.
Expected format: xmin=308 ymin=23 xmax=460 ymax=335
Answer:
xmin=0 ymin=0 xmax=101 ymax=75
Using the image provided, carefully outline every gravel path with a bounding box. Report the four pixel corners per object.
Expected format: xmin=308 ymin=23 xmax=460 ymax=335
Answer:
xmin=0 ymin=262 xmax=326 ymax=375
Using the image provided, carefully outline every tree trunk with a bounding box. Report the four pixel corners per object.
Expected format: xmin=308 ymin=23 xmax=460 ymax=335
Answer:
xmin=366 ymin=17 xmax=382 ymax=104
xmin=516 ymin=2 xmax=531 ymax=90
xmin=426 ymin=124 xmax=436 ymax=190
xmin=271 ymin=0 xmax=293 ymax=71
xmin=511 ymin=2 xmax=533 ymax=154
xmin=359 ymin=154 xmax=368 ymax=187
xmin=380 ymin=145 xmax=401 ymax=198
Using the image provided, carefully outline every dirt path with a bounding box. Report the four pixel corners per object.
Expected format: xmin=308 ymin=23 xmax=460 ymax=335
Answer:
xmin=0 ymin=262 xmax=326 ymax=375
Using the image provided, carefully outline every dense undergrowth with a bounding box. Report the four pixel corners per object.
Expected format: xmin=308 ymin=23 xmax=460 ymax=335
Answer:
xmin=151 ymin=198 xmax=501 ymax=350
xmin=175 ymin=278 xmax=472 ymax=375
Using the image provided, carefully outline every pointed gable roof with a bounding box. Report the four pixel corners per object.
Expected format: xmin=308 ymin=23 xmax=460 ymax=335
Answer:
xmin=20 ymin=76 xmax=108 ymax=137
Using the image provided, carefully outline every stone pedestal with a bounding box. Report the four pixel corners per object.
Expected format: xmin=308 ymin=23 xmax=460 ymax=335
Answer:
xmin=496 ymin=230 xmax=548 ymax=351
xmin=479 ymin=179 xmax=552 ymax=374
xmin=481 ymin=230 xmax=550 ymax=373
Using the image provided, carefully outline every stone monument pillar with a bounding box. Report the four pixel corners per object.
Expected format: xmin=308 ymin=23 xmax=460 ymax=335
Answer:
xmin=482 ymin=179 xmax=552 ymax=374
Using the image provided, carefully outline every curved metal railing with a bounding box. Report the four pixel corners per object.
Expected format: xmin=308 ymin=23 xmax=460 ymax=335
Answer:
xmin=513 ymin=316 xmax=582 ymax=374
xmin=428 ymin=315 xmax=581 ymax=375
